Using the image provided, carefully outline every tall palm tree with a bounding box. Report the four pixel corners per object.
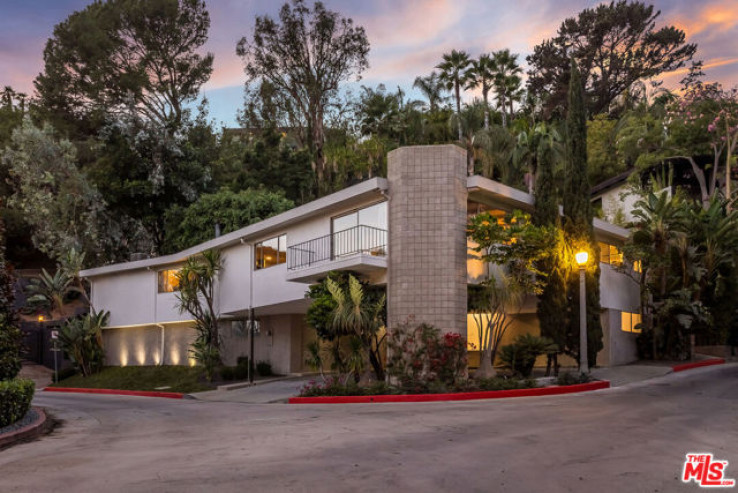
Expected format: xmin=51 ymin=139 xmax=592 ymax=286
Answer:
xmin=437 ymin=50 xmax=472 ymax=140
xmin=450 ymin=100 xmax=486 ymax=175
xmin=412 ymin=71 xmax=447 ymax=112
xmin=491 ymin=49 xmax=522 ymax=128
xmin=466 ymin=54 xmax=496 ymax=130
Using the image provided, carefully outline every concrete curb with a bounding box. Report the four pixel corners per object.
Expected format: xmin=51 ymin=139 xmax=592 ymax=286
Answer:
xmin=288 ymin=380 xmax=610 ymax=404
xmin=672 ymin=358 xmax=726 ymax=373
xmin=0 ymin=407 xmax=49 ymax=449
xmin=44 ymin=387 xmax=184 ymax=399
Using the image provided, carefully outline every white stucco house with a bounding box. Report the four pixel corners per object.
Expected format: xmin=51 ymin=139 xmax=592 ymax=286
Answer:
xmin=80 ymin=145 xmax=642 ymax=374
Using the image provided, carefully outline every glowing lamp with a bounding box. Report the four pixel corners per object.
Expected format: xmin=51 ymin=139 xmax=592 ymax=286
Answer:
xmin=37 ymin=315 xmax=45 ymax=322
xmin=575 ymin=251 xmax=589 ymax=267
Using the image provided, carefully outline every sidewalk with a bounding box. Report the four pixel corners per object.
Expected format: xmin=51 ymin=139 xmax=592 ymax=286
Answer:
xmin=18 ymin=362 xmax=53 ymax=390
xmin=590 ymin=364 xmax=673 ymax=387
xmin=191 ymin=376 xmax=315 ymax=403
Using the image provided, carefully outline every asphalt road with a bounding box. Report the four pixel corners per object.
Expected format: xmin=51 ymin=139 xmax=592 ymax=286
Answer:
xmin=1 ymin=365 xmax=736 ymax=493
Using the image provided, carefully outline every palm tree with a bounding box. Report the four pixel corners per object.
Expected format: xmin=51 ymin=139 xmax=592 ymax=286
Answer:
xmin=491 ymin=49 xmax=522 ymax=128
xmin=450 ymin=100 xmax=487 ymax=175
xmin=513 ymin=122 xmax=563 ymax=193
xmin=466 ymin=54 xmax=496 ymax=129
xmin=25 ymin=269 xmax=79 ymax=316
xmin=326 ymin=275 xmax=386 ymax=381
xmin=412 ymin=71 xmax=447 ymax=113
xmin=437 ymin=50 xmax=472 ymax=140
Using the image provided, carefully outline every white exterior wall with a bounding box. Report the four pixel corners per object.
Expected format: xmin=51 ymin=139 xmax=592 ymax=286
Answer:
xmin=597 ymin=185 xmax=638 ymax=224
xmin=599 ymin=263 xmax=640 ymax=312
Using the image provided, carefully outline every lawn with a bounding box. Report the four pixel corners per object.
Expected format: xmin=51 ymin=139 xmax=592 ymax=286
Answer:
xmin=49 ymin=366 xmax=214 ymax=394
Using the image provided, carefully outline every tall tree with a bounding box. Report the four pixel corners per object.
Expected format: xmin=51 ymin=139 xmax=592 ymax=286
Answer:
xmin=413 ymin=71 xmax=447 ymax=113
xmin=562 ymin=59 xmax=603 ymax=367
xmin=437 ymin=49 xmax=472 ymax=140
xmin=237 ymin=0 xmax=369 ymax=192
xmin=532 ymin=125 xmax=567 ymax=375
xmin=35 ymin=0 xmax=214 ymax=135
xmin=527 ymin=1 xmax=696 ymax=118
xmin=466 ymin=54 xmax=496 ymax=129
xmin=491 ymin=49 xmax=522 ymax=128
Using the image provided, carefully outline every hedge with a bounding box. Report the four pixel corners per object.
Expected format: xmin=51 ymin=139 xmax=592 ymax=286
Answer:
xmin=0 ymin=379 xmax=35 ymax=428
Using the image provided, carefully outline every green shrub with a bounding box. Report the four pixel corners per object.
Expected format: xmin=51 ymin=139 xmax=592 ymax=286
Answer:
xmin=0 ymin=323 xmax=23 ymax=381
xmin=557 ymin=372 xmax=592 ymax=386
xmin=475 ymin=376 xmax=537 ymax=391
xmin=0 ymin=379 xmax=35 ymax=427
xmin=499 ymin=334 xmax=555 ymax=377
xmin=219 ymin=366 xmax=235 ymax=381
xmin=236 ymin=356 xmax=249 ymax=367
xmin=59 ymin=311 xmax=109 ymax=377
xmin=255 ymin=361 xmax=272 ymax=377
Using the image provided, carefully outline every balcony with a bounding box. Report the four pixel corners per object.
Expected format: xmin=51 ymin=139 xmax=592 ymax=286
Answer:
xmin=286 ymin=225 xmax=388 ymax=283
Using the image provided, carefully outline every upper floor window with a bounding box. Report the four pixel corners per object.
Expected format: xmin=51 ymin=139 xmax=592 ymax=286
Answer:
xmin=255 ymin=234 xmax=287 ymax=269
xmin=332 ymin=201 xmax=387 ymax=233
xmin=331 ymin=202 xmax=387 ymax=257
xmin=158 ymin=269 xmax=180 ymax=293
xmin=599 ymin=242 xmax=623 ymax=266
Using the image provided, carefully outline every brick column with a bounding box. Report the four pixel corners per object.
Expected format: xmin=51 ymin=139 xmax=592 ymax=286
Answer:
xmin=387 ymin=145 xmax=468 ymax=336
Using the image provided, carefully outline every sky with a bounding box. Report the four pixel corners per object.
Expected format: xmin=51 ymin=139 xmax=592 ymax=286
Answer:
xmin=1 ymin=0 xmax=737 ymax=127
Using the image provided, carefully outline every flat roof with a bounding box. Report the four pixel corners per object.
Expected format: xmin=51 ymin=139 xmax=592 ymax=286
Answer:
xmin=80 ymin=178 xmax=388 ymax=278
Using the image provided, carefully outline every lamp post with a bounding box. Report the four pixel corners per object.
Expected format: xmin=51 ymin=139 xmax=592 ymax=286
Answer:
xmin=575 ymin=251 xmax=589 ymax=374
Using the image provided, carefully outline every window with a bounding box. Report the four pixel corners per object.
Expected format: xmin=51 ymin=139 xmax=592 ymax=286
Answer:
xmin=255 ymin=234 xmax=287 ymax=269
xmin=621 ymin=311 xmax=642 ymax=333
xmin=158 ymin=269 xmax=180 ymax=293
xmin=598 ymin=242 xmax=623 ymax=266
xmin=331 ymin=202 xmax=387 ymax=257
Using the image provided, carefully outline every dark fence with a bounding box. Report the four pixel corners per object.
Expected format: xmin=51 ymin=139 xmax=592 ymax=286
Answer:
xmin=287 ymin=225 xmax=387 ymax=270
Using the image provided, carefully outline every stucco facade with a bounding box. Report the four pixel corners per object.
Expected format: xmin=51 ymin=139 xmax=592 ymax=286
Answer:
xmin=82 ymin=145 xmax=641 ymax=374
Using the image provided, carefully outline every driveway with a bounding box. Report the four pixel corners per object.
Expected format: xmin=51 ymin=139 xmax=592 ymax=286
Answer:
xmin=1 ymin=364 xmax=736 ymax=492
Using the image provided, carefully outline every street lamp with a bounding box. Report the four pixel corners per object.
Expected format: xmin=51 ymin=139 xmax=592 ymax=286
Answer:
xmin=575 ymin=251 xmax=589 ymax=373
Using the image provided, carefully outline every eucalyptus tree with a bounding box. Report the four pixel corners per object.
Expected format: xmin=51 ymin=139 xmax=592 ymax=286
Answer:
xmin=237 ymin=0 xmax=370 ymax=191
xmin=466 ymin=54 xmax=496 ymax=129
xmin=437 ymin=50 xmax=472 ymax=140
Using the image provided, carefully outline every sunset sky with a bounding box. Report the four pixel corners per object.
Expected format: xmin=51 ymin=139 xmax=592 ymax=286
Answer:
xmin=1 ymin=0 xmax=737 ymax=126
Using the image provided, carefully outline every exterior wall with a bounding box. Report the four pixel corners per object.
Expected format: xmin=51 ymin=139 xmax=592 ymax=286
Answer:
xmin=244 ymin=314 xmax=314 ymax=374
xmin=599 ymin=264 xmax=640 ymax=312
xmin=387 ymin=145 xmax=468 ymax=335
xmin=92 ymin=270 xmax=158 ymax=327
xmin=599 ymin=309 xmax=638 ymax=366
xmin=102 ymin=322 xmax=196 ymax=366
xmin=597 ymin=184 xmax=638 ymax=224
xmin=218 ymin=243 xmax=252 ymax=315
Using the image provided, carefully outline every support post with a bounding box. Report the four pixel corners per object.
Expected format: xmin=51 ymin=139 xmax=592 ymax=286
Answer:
xmin=579 ymin=267 xmax=589 ymax=373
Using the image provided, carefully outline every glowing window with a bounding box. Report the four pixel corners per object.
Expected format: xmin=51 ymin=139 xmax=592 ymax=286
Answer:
xmin=598 ymin=242 xmax=623 ymax=266
xmin=255 ymin=234 xmax=287 ymax=269
xmin=158 ymin=269 xmax=180 ymax=293
xmin=621 ymin=311 xmax=642 ymax=333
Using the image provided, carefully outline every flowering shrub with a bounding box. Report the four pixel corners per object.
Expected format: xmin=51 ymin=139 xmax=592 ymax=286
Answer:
xmin=298 ymin=377 xmax=392 ymax=397
xmin=386 ymin=323 xmax=467 ymax=392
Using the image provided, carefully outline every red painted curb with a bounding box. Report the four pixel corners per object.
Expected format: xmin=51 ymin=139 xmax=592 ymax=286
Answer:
xmin=672 ymin=358 xmax=725 ymax=373
xmin=44 ymin=387 xmax=184 ymax=399
xmin=288 ymin=380 xmax=610 ymax=404
xmin=0 ymin=407 xmax=47 ymax=449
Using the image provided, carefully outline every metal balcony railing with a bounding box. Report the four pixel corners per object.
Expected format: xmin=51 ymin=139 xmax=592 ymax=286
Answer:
xmin=287 ymin=225 xmax=387 ymax=270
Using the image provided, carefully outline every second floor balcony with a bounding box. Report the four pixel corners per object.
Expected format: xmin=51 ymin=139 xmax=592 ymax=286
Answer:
xmin=286 ymin=225 xmax=388 ymax=283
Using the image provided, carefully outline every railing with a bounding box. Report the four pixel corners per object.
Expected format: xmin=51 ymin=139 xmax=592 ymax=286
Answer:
xmin=287 ymin=225 xmax=387 ymax=270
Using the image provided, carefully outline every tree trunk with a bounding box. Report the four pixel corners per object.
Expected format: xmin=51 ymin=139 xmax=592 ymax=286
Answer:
xmin=500 ymin=93 xmax=507 ymax=128
xmin=482 ymin=89 xmax=490 ymax=130
xmin=475 ymin=348 xmax=495 ymax=379
xmin=455 ymin=81 xmax=462 ymax=141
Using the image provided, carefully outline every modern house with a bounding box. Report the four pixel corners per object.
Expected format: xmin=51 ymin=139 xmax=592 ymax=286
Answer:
xmin=80 ymin=145 xmax=641 ymax=374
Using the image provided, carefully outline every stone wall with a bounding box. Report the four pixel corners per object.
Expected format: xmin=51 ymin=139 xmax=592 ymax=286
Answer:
xmin=387 ymin=145 xmax=468 ymax=335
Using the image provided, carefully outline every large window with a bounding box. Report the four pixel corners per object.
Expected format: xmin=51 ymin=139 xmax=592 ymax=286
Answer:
xmin=331 ymin=202 xmax=387 ymax=257
xmin=158 ymin=269 xmax=180 ymax=293
xmin=255 ymin=234 xmax=287 ymax=269
xmin=621 ymin=311 xmax=642 ymax=333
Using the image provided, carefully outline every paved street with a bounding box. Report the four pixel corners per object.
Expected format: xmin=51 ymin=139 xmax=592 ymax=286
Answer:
xmin=1 ymin=364 xmax=736 ymax=493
